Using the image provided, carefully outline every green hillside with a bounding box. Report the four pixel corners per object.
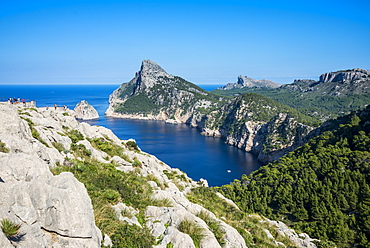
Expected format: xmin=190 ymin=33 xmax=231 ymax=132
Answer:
xmin=218 ymin=106 xmax=370 ymax=247
xmin=211 ymin=69 xmax=370 ymax=120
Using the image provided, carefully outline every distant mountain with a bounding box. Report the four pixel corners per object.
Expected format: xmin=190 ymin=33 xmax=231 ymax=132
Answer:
xmin=281 ymin=68 xmax=370 ymax=95
xmin=212 ymin=68 xmax=370 ymax=120
xmin=106 ymin=59 xmax=225 ymax=125
xmin=217 ymin=75 xmax=280 ymax=90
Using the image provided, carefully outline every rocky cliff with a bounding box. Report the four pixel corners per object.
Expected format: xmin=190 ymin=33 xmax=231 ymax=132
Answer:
xmin=199 ymin=93 xmax=316 ymax=163
xmin=218 ymin=75 xmax=280 ymax=90
xmin=74 ymin=100 xmax=99 ymax=120
xmin=106 ymin=59 xmax=224 ymax=124
xmin=0 ymin=102 xmax=318 ymax=247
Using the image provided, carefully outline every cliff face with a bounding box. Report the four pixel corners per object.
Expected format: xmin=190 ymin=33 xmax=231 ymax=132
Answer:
xmin=218 ymin=75 xmax=280 ymax=90
xmin=200 ymin=93 xmax=315 ymax=163
xmin=0 ymin=103 xmax=318 ymax=247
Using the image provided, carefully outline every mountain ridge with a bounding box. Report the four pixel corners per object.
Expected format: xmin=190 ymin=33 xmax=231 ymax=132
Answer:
xmin=212 ymin=68 xmax=370 ymax=120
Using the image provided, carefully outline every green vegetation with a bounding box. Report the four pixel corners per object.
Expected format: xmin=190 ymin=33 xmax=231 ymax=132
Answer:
xmin=91 ymin=137 xmax=123 ymax=158
xmin=51 ymin=157 xmax=178 ymax=247
xmin=52 ymin=142 xmax=65 ymax=153
xmin=187 ymin=187 xmax=298 ymax=247
xmin=66 ymin=129 xmax=84 ymax=143
xmin=0 ymin=140 xmax=9 ymax=153
xmin=197 ymin=211 xmax=226 ymax=246
xmin=116 ymin=93 xmax=158 ymax=114
xmin=219 ymin=106 xmax=370 ymax=247
xmin=178 ymin=219 xmax=205 ymax=248
xmin=125 ymin=140 xmax=140 ymax=151
xmin=70 ymin=143 xmax=91 ymax=157
xmin=1 ymin=219 xmax=21 ymax=239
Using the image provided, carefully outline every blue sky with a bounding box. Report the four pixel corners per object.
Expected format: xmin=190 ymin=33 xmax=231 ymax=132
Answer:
xmin=1 ymin=0 xmax=369 ymax=85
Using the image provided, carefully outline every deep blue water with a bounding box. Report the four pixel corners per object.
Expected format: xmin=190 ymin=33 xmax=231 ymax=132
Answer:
xmin=0 ymin=84 xmax=261 ymax=186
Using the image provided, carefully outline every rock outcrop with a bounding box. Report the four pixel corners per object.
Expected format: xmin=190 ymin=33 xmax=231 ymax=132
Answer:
xmin=319 ymin=68 xmax=370 ymax=83
xmin=218 ymin=75 xmax=280 ymax=90
xmin=0 ymin=103 xmax=101 ymax=247
xmin=74 ymin=100 xmax=99 ymax=120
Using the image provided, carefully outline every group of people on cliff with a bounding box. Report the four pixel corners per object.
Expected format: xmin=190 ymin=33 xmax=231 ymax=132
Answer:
xmin=8 ymin=97 xmax=26 ymax=106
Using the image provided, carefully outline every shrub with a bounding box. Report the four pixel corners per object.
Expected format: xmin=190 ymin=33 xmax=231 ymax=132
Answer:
xmin=0 ymin=141 xmax=9 ymax=153
xmin=197 ymin=211 xmax=226 ymax=245
xmin=52 ymin=142 xmax=65 ymax=153
xmin=126 ymin=140 xmax=139 ymax=151
xmin=178 ymin=219 xmax=205 ymax=248
xmin=0 ymin=219 xmax=21 ymax=238
xmin=66 ymin=130 xmax=84 ymax=143
xmin=71 ymin=143 xmax=91 ymax=157
xmin=91 ymin=138 xmax=123 ymax=158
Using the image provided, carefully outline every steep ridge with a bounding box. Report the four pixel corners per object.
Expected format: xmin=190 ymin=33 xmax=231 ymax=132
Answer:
xmin=217 ymin=75 xmax=280 ymax=90
xmin=0 ymin=103 xmax=318 ymax=247
xmin=106 ymin=59 xmax=225 ymax=125
xmin=219 ymin=106 xmax=370 ymax=248
xmin=107 ymin=60 xmax=319 ymax=164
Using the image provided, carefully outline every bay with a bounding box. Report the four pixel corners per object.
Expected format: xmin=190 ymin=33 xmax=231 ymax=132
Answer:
xmin=0 ymin=84 xmax=262 ymax=186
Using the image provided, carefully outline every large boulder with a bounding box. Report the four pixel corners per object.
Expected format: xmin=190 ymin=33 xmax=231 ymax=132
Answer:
xmin=74 ymin=100 xmax=99 ymax=120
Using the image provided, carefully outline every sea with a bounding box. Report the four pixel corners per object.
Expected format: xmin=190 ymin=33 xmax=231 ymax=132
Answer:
xmin=0 ymin=84 xmax=262 ymax=186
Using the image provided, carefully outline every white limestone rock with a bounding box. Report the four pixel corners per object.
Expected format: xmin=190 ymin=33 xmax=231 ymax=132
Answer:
xmin=0 ymin=103 xmax=102 ymax=247
xmin=74 ymin=100 xmax=99 ymax=120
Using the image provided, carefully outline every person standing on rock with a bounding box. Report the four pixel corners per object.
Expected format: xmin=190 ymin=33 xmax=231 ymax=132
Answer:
xmin=54 ymin=104 xmax=57 ymax=110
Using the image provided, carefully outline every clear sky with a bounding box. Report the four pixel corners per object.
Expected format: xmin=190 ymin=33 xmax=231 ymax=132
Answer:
xmin=1 ymin=0 xmax=369 ymax=85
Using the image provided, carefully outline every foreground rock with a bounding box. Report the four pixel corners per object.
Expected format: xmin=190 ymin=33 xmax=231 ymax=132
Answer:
xmin=74 ymin=100 xmax=99 ymax=120
xmin=0 ymin=103 xmax=101 ymax=247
